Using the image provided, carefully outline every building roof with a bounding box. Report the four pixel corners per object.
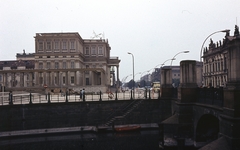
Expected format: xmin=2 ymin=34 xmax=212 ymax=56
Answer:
xmin=0 ymin=60 xmax=35 ymax=69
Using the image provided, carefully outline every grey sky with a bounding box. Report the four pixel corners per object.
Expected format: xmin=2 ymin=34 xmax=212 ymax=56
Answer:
xmin=1 ymin=0 xmax=240 ymax=82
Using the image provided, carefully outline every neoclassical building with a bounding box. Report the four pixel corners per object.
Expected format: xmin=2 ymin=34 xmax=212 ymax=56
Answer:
xmin=0 ymin=32 xmax=120 ymax=93
xmin=202 ymin=25 xmax=240 ymax=87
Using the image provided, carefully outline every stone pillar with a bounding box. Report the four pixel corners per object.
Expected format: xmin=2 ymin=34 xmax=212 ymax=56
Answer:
xmin=160 ymin=67 xmax=172 ymax=98
xmin=35 ymin=72 xmax=39 ymax=86
xmin=178 ymin=60 xmax=198 ymax=102
xmin=82 ymin=71 xmax=85 ymax=86
xmin=91 ymin=71 xmax=95 ymax=86
xmin=51 ymin=72 xmax=54 ymax=86
xmin=89 ymin=71 xmax=92 ymax=86
xmin=67 ymin=71 xmax=70 ymax=86
xmin=117 ymin=66 xmax=120 ymax=91
xmin=221 ymin=39 xmax=240 ymax=149
xmin=76 ymin=71 xmax=79 ymax=86
xmin=101 ymin=71 xmax=103 ymax=86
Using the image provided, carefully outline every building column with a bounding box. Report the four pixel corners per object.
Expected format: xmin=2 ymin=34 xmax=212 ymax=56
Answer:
xmin=74 ymin=71 xmax=77 ymax=86
xmin=160 ymin=68 xmax=172 ymax=98
xmin=116 ymin=66 xmax=120 ymax=91
xmin=23 ymin=72 xmax=27 ymax=87
xmin=35 ymin=72 xmax=39 ymax=86
xmin=43 ymin=72 xmax=47 ymax=85
xmin=79 ymin=71 xmax=82 ymax=86
xmin=91 ymin=71 xmax=95 ymax=86
xmin=89 ymin=71 xmax=92 ymax=86
xmin=76 ymin=71 xmax=79 ymax=86
xmin=82 ymin=72 xmax=85 ymax=86
xmin=100 ymin=72 xmax=103 ymax=86
xmin=9 ymin=73 xmax=12 ymax=88
xmin=51 ymin=72 xmax=55 ymax=86
xmin=20 ymin=72 xmax=22 ymax=87
xmin=67 ymin=71 xmax=70 ymax=86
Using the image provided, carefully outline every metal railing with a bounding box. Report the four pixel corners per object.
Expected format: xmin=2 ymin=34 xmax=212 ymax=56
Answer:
xmin=197 ymin=87 xmax=223 ymax=107
xmin=0 ymin=89 xmax=161 ymax=106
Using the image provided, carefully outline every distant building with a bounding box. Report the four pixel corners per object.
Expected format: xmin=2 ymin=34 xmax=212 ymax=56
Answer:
xmin=141 ymin=66 xmax=181 ymax=87
xmin=202 ymin=25 xmax=240 ymax=88
xmin=16 ymin=49 xmax=35 ymax=60
xmin=0 ymin=32 xmax=120 ymax=93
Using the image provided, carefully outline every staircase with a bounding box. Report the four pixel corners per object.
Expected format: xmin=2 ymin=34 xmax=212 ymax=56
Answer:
xmin=103 ymin=100 xmax=144 ymax=126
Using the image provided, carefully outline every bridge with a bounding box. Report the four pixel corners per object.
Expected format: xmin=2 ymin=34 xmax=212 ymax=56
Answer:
xmin=159 ymin=60 xmax=240 ymax=150
xmin=0 ymin=60 xmax=240 ymax=149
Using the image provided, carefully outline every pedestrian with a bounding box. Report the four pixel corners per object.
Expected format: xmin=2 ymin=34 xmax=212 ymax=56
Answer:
xmin=82 ymin=88 xmax=85 ymax=102
xmin=80 ymin=90 xmax=82 ymax=100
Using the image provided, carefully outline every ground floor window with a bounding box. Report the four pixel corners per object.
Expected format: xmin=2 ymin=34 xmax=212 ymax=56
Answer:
xmin=71 ymin=76 xmax=74 ymax=84
xmin=86 ymin=78 xmax=89 ymax=85
xmin=63 ymin=76 xmax=66 ymax=84
xmin=39 ymin=77 xmax=43 ymax=84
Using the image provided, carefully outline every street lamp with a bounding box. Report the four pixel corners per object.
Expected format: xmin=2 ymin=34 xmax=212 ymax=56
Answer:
xmin=200 ymin=29 xmax=230 ymax=62
xmin=128 ymin=52 xmax=135 ymax=98
xmin=121 ymin=74 xmax=132 ymax=92
xmin=170 ymin=50 xmax=189 ymax=66
xmin=122 ymin=74 xmax=132 ymax=83
xmin=134 ymin=72 xmax=141 ymax=79
xmin=161 ymin=58 xmax=176 ymax=68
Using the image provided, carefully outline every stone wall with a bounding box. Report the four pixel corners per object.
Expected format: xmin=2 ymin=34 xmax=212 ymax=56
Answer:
xmin=0 ymin=99 xmax=172 ymax=132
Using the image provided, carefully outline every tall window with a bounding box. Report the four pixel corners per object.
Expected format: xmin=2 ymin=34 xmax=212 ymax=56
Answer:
xmin=47 ymin=41 xmax=51 ymax=50
xmin=62 ymin=41 xmax=67 ymax=50
xmin=71 ymin=62 xmax=75 ymax=69
xmin=91 ymin=46 xmax=96 ymax=55
xmin=98 ymin=46 xmax=103 ymax=55
xmin=55 ymin=77 xmax=58 ymax=85
xmin=55 ymin=62 xmax=59 ymax=69
xmin=85 ymin=65 xmax=89 ymax=74
xmin=85 ymin=47 xmax=89 ymax=55
xmin=63 ymin=62 xmax=67 ymax=69
xmin=70 ymin=41 xmax=75 ymax=49
xmin=54 ymin=41 xmax=59 ymax=49
xmin=86 ymin=78 xmax=89 ymax=85
xmin=63 ymin=76 xmax=66 ymax=84
xmin=39 ymin=41 xmax=43 ymax=50
xmin=0 ymin=75 xmax=2 ymax=81
xmin=39 ymin=63 xmax=43 ymax=69
xmin=39 ymin=77 xmax=43 ymax=84
xmin=47 ymin=62 xmax=51 ymax=69
xmin=71 ymin=76 xmax=74 ymax=84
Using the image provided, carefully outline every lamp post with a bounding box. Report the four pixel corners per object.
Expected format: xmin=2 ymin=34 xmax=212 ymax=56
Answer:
xmin=128 ymin=52 xmax=135 ymax=98
xmin=134 ymin=72 xmax=141 ymax=79
xmin=122 ymin=74 xmax=132 ymax=83
xmin=161 ymin=58 xmax=176 ymax=68
xmin=121 ymin=74 xmax=132 ymax=87
xmin=199 ymin=29 xmax=230 ymax=87
xmin=200 ymin=29 xmax=230 ymax=62
xmin=1 ymin=75 xmax=5 ymax=103
xmin=170 ymin=50 xmax=189 ymax=66
xmin=60 ymin=72 xmax=63 ymax=96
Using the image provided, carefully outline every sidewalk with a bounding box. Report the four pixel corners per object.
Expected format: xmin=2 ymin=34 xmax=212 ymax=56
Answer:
xmin=0 ymin=123 xmax=159 ymax=138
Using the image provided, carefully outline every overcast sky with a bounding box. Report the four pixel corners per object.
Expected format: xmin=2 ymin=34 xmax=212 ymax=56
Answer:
xmin=1 ymin=0 xmax=240 ymax=82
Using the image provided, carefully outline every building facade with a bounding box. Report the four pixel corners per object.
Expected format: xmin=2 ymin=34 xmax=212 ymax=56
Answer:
xmin=202 ymin=25 xmax=239 ymax=88
xmin=0 ymin=32 xmax=120 ymax=93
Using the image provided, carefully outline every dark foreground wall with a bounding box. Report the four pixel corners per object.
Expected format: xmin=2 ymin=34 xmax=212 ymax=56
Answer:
xmin=0 ymin=99 xmax=172 ymax=132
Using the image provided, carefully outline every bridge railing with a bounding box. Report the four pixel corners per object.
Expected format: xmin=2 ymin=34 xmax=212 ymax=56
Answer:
xmin=0 ymin=89 xmax=162 ymax=105
xmin=197 ymin=87 xmax=223 ymax=107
